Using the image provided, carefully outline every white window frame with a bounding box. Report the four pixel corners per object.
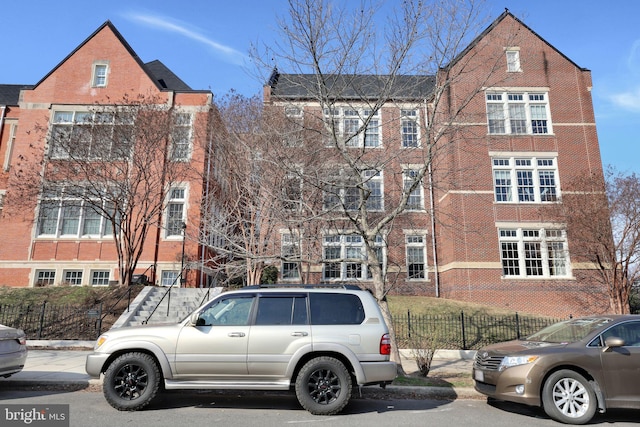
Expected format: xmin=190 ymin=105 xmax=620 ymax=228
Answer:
xmin=92 ymin=62 xmax=109 ymax=87
xmin=48 ymin=109 xmax=134 ymax=160
xmin=91 ymin=270 xmax=111 ymax=286
xmin=486 ymin=90 xmax=552 ymax=135
xmin=35 ymin=270 xmax=56 ymax=286
xmin=322 ymin=233 xmax=384 ymax=281
xmin=405 ymin=234 xmax=427 ymax=280
xmin=281 ymin=232 xmax=301 ymax=280
xmin=491 ymin=155 xmax=560 ymax=203
xmin=403 ymin=168 xmax=425 ymax=211
xmin=63 ymin=270 xmax=83 ymax=286
xmin=170 ymin=111 xmax=193 ymax=161
xmin=401 ymin=109 xmax=420 ymax=148
xmin=161 ymin=270 xmax=179 ymax=286
xmin=36 ymin=186 xmax=116 ymax=238
xmin=505 ymin=48 xmax=521 ymax=72
xmin=165 ymin=186 xmax=187 ymax=238
xmin=323 ymin=107 xmax=381 ymax=148
xmin=498 ymin=226 xmax=570 ymax=278
xmin=322 ymin=168 xmax=384 ymax=212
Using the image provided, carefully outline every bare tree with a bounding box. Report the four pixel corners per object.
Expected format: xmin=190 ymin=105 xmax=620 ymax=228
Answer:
xmin=12 ymin=93 xmax=201 ymax=286
xmin=545 ymin=168 xmax=640 ymax=314
xmin=200 ymin=92 xmax=295 ymax=286
xmin=250 ymin=0 xmax=513 ymax=369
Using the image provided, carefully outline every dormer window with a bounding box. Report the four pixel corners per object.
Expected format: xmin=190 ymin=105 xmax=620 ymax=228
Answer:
xmin=92 ymin=63 xmax=109 ymax=87
xmin=506 ymin=49 xmax=521 ymax=72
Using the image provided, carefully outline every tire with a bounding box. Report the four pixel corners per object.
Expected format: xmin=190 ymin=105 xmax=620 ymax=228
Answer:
xmin=103 ymin=352 xmax=161 ymax=411
xmin=541 ymin=369 xmax=597 ymax=425
xmin=295 ymin=356 xmax=352 ymax=415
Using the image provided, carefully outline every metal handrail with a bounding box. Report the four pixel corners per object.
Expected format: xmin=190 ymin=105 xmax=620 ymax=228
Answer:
xmin=142 ymin=267 xmax=185 ymax=324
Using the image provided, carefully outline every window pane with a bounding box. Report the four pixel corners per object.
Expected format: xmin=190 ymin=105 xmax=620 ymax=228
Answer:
xmin=524 ymin=242 xmax=543 ymax=276
xmin=82 ymin=207 xmax=102 ymax=235
xmin=494 ymin=170 xmax=512 ymax=202
xmin=501 ymin=242 xmax=520 ymax=275
xmin=509 ymin=104 xmax=527 ymax=134
xmin=38 ymin=202 xmax=59 ymax=235
xmin=310 ymin=293 xmax=364 ymax=325
xmin=487 ymin=104 xmax=505 ymax=134
xmin=61 ymin=203 xmax=81 ymax=235
xmin=364 ymin=119 xmax=380 ymax=147
xmin=166 ymin=203 xmax=184 ymax=236
xmin=92 ymin=271 xmax=110 ymax=285
xmin=539 ymin=171 xmax=557 ymax=201
xmin=548 ymin=242 xmax=567 ymax=276
xmin=161 ymin=271 xmax=179 ymax=286
xmin=516 ymin=171 xmax=535 ymax=202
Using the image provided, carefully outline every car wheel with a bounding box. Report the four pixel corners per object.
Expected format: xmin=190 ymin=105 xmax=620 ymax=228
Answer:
xmin=542 ymin=369 xmax=596 ymax=425
xmin=103 ymin=352 xmax=161 ymax=411
xmin=295 ymin=356 xmax=352 ymax=415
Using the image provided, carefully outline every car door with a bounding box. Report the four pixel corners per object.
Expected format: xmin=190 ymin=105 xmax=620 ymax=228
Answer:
xmin=599 ymin=320 xmax=640 ymax=407
xmin=174 ymin=294 xmax=255 ymax=378
xmin=246 ymin=294 xmax=311 ymax=377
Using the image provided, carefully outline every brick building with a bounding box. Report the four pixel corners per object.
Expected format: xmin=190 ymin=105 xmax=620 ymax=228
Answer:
xmin=0 ymin=21 xmax=213 ymax=288
xmin=0 ymin=11 xmax=611 ymax=317
xmin=262 ymin=10 xmax=610 ymax=317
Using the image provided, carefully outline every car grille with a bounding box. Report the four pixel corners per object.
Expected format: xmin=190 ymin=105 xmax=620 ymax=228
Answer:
xmin=474 ymin=353 xmax=504 ymax=371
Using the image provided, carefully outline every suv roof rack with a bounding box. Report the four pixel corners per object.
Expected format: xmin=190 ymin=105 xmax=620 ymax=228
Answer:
xmin=244 ymin=284 xmax=363 ymax=290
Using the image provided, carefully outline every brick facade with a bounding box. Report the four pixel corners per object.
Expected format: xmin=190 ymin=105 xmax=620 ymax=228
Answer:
xmin=262 ymin=11 xmax=610 ymax=317
xmin=0 ymin=21 xmax=213 ymax=288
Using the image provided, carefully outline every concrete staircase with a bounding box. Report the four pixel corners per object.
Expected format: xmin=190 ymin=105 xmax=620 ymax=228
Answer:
xmin=112 ymin=286 xmax=222 ymax=328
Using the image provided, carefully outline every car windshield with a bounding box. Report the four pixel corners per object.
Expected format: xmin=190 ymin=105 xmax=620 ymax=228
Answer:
xmin=526 ymin=318 xmax=612 ymax=343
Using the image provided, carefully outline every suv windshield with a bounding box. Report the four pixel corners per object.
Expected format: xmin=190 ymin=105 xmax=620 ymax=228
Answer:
xmin=527 ymin=317 xmax=612 ymax=343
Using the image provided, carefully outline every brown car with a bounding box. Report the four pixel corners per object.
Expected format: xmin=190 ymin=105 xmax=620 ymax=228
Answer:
xmin=473 ymin=315 xmax=640 ymax=424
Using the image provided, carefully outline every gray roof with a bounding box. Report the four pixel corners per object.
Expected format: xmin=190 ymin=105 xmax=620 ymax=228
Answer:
xmin=268 ymin=71 xmax=435 ymax=101
xmin=144 ymin=60 xmax=192 ymax=91
xmin=0 ymin=84 xmax=30 ymax=106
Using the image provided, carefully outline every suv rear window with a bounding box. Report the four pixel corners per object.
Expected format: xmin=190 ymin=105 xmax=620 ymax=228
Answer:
xmin=309 ymin=293 xmax=365 ymax=325
xmin=255 ymin=296 xmax=308 ymax=325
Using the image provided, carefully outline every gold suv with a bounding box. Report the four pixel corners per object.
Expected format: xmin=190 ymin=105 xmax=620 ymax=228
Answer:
xmin=473 ymin=315 xmax=640 ymax=424
xmin=86 ymin=285 xmax=396 ymax=415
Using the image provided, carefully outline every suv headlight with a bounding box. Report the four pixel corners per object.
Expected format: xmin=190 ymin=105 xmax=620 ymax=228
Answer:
xmin=499 ymin=355 xmax=538 ymax=371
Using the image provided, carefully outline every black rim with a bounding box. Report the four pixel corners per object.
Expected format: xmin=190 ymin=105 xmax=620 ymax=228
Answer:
xmin=306 ymin=367 xmax=341 ymax=404
xmin=112 ymin=363 xmax=149 ymax=400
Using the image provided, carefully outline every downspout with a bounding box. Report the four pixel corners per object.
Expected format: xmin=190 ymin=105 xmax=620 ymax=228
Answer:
xmin=200 ymin=106 xmax=214 ymax=288
xmin=152 ymin=92 xmax=176 ymax=284
xmin=424 ymin=99 xmax=440 ymax=297
xmin=0 ymin=106 xmax=6 ymax=149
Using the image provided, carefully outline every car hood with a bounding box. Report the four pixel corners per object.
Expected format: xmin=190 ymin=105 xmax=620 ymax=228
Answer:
xmin=480 ymin=339 xmax=567 ymax=355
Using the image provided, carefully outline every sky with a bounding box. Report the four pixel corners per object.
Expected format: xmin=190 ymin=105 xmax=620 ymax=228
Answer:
xmin=2 ymin=0 xmax=639 ymax=173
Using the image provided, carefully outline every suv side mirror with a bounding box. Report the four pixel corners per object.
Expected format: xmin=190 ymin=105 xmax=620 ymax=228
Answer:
xmin=189 ymin=312 xmax=201 ymax=326
xmin=603 ymin=336 xmax=625 ymax=352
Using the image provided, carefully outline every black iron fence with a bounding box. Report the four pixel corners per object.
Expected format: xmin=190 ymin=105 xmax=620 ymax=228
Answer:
xmin=0 ymin=302 xmax=104 ymax=340
xmin=392 ymin=311 xmax=564 ymax=350
xmin=0 ymin=286 xmax=136 ymax=340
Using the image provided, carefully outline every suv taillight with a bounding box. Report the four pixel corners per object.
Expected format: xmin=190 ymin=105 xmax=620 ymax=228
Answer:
xmin=380 ymin=333 xmax=391 ymax=355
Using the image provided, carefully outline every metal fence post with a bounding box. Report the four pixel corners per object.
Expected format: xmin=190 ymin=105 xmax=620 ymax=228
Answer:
xmin=460 ymin=311 xmax=467 ymax=350
xmin=407 ymin=310 xmax=411 ymax=339
xmin=37 ymin=301 xmax=47 ymax=339
xmin=515 ymin=312 xmax=521 ymax=339
xmin=97 ymin=303 xmax=103 ymax=337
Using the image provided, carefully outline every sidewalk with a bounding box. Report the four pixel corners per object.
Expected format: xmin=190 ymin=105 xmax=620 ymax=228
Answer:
xmin=0 ymin=342 xmax=480 ymax=399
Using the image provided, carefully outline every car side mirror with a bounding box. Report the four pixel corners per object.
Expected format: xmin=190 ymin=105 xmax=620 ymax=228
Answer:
xmin=189 ymin=312 xmax=201 ymax=326
xmin=603 ymin=336 xmax=625 ymax=352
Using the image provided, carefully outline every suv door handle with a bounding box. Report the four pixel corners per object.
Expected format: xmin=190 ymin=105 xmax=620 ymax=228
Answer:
xmin=228 ymin=332 xmax=246 ymax=337
xmin=291 ymin=332 xmax=309 ymax=337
